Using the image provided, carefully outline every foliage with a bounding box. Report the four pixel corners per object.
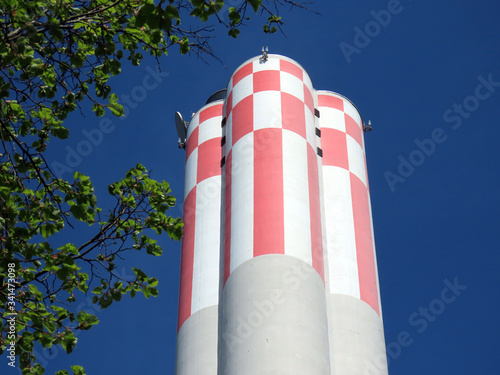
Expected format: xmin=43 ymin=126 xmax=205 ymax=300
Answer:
xmin=0 ymin=162 xmax=182 ymax=373
xmin=0 ymin=0 xmax=310 ymax=373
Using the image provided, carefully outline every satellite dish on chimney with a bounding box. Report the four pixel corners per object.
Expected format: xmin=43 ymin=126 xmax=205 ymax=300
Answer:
xmin=363 ymin=120 xmax=373 ymax=132
xmin=175 ymin=111 xmax=187 ymax=149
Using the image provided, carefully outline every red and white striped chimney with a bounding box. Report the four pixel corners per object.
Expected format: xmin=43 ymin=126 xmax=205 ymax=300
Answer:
xmin=318 ymin=91 xmax=387 ymax=374
xmin=174 ymin=54 xmax=388 ymax=375
xmin=175 ymin=101 xmax=223 ymax=375
xmin=219 ymin=55 xmax=330 ymax=374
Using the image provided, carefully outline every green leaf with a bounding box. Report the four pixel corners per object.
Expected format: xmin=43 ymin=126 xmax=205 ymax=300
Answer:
xmin=228 ymin=28 xmax=240 ymax=38
xmin=28 ymin=284 xmax=44 ymax=300
xmin=59 ymin=243 xmax=79 ymax=255
xmin=112 ymin=289 xmax=122 ymax=301
xmin=92 ymin=103 xmax=105 ymax=117
xmin=165 ymin=5 xmax=180 ymax=21
xmin=0 ymin=186 xmax=10 ymax=200
xmin=146 ymin=243 xmax=162 ymax=256
xmin=59 ymin=330 xmax=78 ymax=353
xmin=191 ymin=0 xmax=204 ymax=7
xmin=42 ymin=69 xmax=56 ymax=86
xmin=248 ymin=0 xmax=262 ymax=12
xmin=107 ymin=96 xmax=124 ymax=117
xmin=70 ymin=365 xmax=86 ymax=375
xmin=52 ymin=305 xmax=70 ymax=321
xmin=18 ymin=331 xmax=35 ymax=351
xmin=40 ymin=333 xmax=55 ymax=348
xmin=69 ymin=205 xmax=86 ymax=221
xmin=132 ymin=267 xmax=147 ymax=281
xmin=56 ymin=266 xmax=70 ymax=281
xmin=77 ymin=310 xmax=99 ymax=330
xmin=136 ymin=3 xmax=156 ymax=27
xmin=52 ymin=125 xmax=70 ymax=139
xmin=40 ymin=223 xmax=57 ymax=238
xmin=179 ymin=37 xmax=190 ymax=54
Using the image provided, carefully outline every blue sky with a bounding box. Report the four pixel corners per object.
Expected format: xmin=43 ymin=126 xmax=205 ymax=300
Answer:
xmin=16 ymin=1 xmax=500 ymax=374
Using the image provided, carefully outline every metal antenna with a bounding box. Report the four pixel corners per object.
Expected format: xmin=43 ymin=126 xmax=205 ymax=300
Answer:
xmin=175 ymin=111 xmax=188 ymax=149
xmin=261 ymin=46 xmax=269 ymax=62
xmin=363 ymin=120 xmax=373 ymax=132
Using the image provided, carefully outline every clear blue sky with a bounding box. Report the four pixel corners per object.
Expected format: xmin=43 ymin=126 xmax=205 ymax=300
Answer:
xmin=24 ymin=1 xmax=500 ymax=374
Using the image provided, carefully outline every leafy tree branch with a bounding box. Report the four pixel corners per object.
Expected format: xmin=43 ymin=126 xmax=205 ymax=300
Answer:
xmin=0 ymin=0 xmax=312 ymax=373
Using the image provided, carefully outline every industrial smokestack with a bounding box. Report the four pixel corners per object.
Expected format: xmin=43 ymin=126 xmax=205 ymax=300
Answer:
xmin=318 ymin=91 xmax=388 ymax=374
xmin=175 ymin=100 xmax=224 ymax=375
xmin=174 ymin=54 xmax=388 ymax=375
xmin=219 ymin=55 xmax=331 ymax=374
